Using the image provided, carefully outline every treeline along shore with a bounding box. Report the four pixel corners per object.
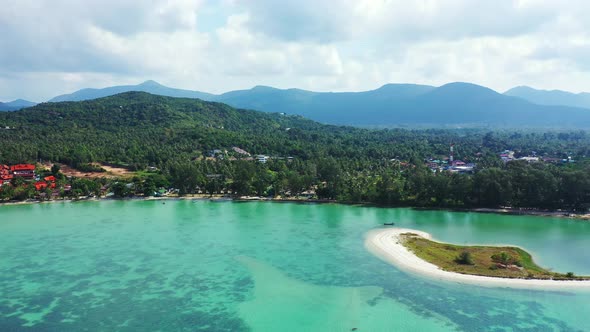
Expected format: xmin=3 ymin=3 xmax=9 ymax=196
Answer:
xmin=0 ymin=92 xmax=589 ymax=213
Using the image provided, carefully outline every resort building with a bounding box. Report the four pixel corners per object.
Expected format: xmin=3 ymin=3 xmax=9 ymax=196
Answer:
xmin=518 ymin=156 xmax=540 ymax=163
xmin=0 ymin=164 xmax=13 ymax=185
xmin=10 ymin=164 xmax=36 ymax=179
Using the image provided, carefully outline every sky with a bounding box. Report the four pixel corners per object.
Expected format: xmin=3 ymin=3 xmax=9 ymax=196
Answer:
xmin=1 ymin=0 xmax=590 ymax=102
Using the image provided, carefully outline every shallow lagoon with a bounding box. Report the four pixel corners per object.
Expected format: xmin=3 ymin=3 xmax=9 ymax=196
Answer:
xmin=1 ymin=200 xmax=589 ymax=331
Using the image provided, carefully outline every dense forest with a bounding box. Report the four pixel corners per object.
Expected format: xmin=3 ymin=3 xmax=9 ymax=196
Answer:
xmin=0 ymin=92 xmax=589 ymax=210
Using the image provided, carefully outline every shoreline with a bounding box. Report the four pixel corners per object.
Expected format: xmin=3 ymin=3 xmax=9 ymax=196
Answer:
xmin=1 ymin=196 xmax=589 ymax=220
xmin=365 ymin=227 xmax=590 ymax=291
xmin=0 ymin=195 xmax=337 ymax=207
xmin=412 ymin=206 xmax=590 ymax=220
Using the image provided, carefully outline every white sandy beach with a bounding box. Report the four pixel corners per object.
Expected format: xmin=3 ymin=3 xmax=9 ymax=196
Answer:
xmin=365 ymin=228 xmax=590 ymax=291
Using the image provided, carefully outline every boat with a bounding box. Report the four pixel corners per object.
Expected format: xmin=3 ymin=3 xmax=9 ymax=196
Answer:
xmin=383 ymin=222 xmax=395 ymax=226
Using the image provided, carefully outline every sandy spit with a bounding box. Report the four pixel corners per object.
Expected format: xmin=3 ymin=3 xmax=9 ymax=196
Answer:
xmin=365 ymin=228 xmax=590 ymax=291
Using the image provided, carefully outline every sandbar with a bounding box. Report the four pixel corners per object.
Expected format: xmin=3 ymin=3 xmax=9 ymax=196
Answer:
xmin=365 ymin=228 xmax=590 ymax=291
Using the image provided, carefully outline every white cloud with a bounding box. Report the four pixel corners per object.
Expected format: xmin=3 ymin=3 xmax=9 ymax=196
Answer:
xmin=2 ymin=0 xmax=590 ymax=101
xmin=234 ymin=0 xmax=556 ymax=42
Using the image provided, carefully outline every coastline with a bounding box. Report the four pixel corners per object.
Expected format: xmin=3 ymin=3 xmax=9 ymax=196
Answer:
xmin=365 ymin=227 xmax=590 ymax=291
xmin=412 ymin=206 xmax=590 ymax=220
xmin=0 ymin=196 xmax=588 ymax=219
xmin=0 ymin=195 xmax=337 ymax=207
xmin=1 ymin=196 xmax=589 ymax=220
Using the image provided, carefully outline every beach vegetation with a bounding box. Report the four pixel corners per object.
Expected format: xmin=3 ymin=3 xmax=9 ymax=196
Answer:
xmin=455 ymin=251 xmax=474 ymax=265
xmin=401 ymin=233 xmax=587 ymax=280
xmin=491 ymin=252 xmax=521 ymax=266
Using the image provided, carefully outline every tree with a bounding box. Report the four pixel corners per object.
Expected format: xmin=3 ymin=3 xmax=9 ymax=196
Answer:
xmin=253 ymin=167 xmax=271 ymax=196
xmin=231 ymin=161 xmax=255 ymax=196
xmin=455 ymin=251 xmax=474 ymax=265
xmin=449 ymin=173 xmax=473 ymax=206
xmin=12 ymin=185 xmax=36 ymax=201
xmin=0 ymin=185 xmax=15 ymax=201
xmin=491 ymin=252 xmax=520 ymax=266
xmin=42 ymin=187 xmax=53 ymax=201
xmin=473 ymin=168 xmax=513 ymax=207
xmin=168 ymin=162 xmax=203 ymax=195
xmin=51 ymin=163 xmax=61 ymax=175
xmin=11 ymin=176 xmax=25 ymax=187
xmin=142 ymin=177 xmax=156 ymax=197
xmin=560 ymin=170 xmax=590 ymax=211
xmin=111 ymin=182 xmax=131 ymax=198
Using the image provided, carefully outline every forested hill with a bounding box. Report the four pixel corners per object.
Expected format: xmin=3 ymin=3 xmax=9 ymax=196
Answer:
xmin=0 ymin=91 xmax=330 ymax=165
xmin=1 ymin=91 xmax=589 ymax=168
xmin=1 ymin=92 xmax=589 ymax=210
xmin=0 ymin=91 xmax=498 ymax=165
xmin=0 ymin=99 xmax=37 ymax=111
xmin=34 ymin=81 xmax=590 ymax=128
xmin=1 ymin=91 xmax=449 ymax=165
xmin=49 ymin=80 xmax=214 ymax=102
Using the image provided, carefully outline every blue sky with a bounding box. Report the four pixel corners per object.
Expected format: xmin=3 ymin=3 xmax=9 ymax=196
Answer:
xmin=1 ymin=0 xmax=590 ymax=102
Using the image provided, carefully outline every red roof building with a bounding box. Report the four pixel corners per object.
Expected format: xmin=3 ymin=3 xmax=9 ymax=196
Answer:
xmin=34 ymin=181 xmax=48 ymax=191
xmin=0 ymin=164 xmax=12 ymax=181
xmin=10 ymin=164 xmax=35 ymax=178
xmin=44 ymin=175 xmax=56 ymax=182
xmin=10 ymin=164 xmax=35 ymax=171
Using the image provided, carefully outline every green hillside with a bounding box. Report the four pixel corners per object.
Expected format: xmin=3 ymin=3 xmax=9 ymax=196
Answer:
xmin=0 ymin=91 xmax=488 ymax=166
xmin=1 ymin=92 xmax=589 ymax=210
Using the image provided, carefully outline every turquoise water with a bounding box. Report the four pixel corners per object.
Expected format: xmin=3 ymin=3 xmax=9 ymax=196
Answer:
xmin=1 ymin=200 xmax=589 ymax=331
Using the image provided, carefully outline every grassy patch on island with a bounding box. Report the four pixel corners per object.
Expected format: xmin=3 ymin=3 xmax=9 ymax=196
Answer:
xmin=400 ymin=233 xmax=586 ymax=280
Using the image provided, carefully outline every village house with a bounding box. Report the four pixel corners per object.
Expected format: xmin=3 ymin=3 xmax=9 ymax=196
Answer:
xmin=208 ymin=149 xmax=225 ymax=158
xmin=44 ymin=175 xmax=56 ymax=182
xmin=450 ymin=160 xmax=466 ymax=167
xmin=34 ymin=181 xmax=48 ymax=191
xmin=0 ymin=164 xmax=13 ymax=185
xmin=448 ymin=164 xmax=476 ymax=174
xmin=426 ymin=161 xmax=440 ymax=172
xmin=499 ymin=150 xmax=515 ymax=163
xmin=256 ymin=155 xmax=269 ymax=163
xmin=32 ymin=175 xmax=58 ymax=191
xmin=518 ymin=156 xmax=540 ymax=163
xmin=10 ymin=164 xmax=36 ymax=179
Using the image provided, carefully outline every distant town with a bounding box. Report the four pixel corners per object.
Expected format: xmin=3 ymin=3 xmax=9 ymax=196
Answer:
xmin=207 ymin=146 xmax=293 ymax=164
xmin=424 ymin=144 xmax=575 ymax=174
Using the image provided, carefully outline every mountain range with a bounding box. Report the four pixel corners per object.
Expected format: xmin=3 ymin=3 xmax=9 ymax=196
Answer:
xmin=0 ymin=99 xmax=37 ymax=111
xmin=504 ymin=86 xmax=590 ymax=109
xmin=4 ymin=80 xmax=590 ymax=128
xmin=209 ymin=82 xmax=590 ymax=127
xmin=49 ymin=80 xmax=214 ymax=102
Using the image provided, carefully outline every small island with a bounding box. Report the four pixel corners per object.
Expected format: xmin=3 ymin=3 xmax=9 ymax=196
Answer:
xmin=400 ymin=232 xmax=580 ymax=280
xmin=365 ymin=228 xmax=590 ymax=290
